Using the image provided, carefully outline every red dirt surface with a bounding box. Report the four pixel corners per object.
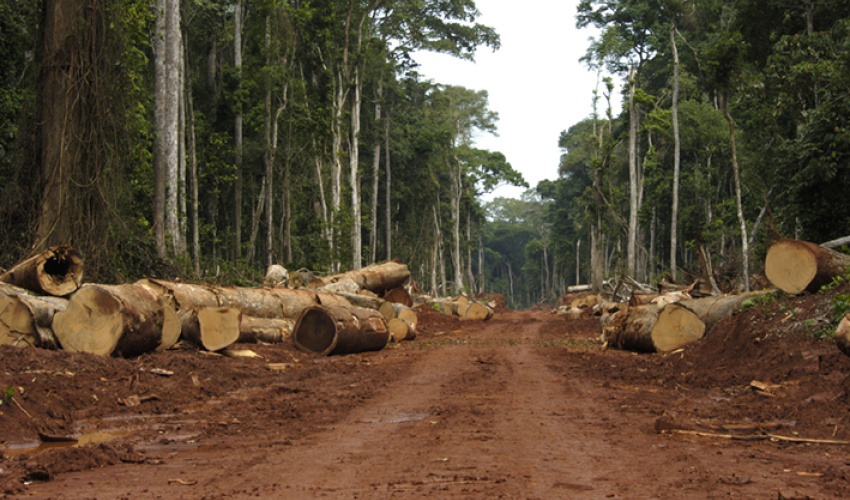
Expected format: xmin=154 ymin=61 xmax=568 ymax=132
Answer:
xmin=2 ymin=291 xmax=850 ymax=499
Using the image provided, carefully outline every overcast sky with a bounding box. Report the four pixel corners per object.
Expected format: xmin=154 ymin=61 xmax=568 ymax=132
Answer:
xmin=413 ymin=0 xmax=612 ymax=201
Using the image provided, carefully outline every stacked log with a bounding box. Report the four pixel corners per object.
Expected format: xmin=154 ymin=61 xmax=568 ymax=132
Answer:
xmin=765 ymin=238 xmax=850 ymax=294
xmin=0 ymin=286 xmax=66 ymax=349
xmin=379 ymin=302 xmax=418 ymax=341
xmin=239 ymin=317 xmax=294 ymax=344
xmin=428 ymin=296 xmax=494 ymax=321
xmin=52 ymin=284 xmax=181 ymax=357
xmin=309 ymin=260 xmax=410 ymax=295
xmin=606 ymin=303 xmax=705 ymax=353
xmin=180 ymin=307 xmax=242 ymax=352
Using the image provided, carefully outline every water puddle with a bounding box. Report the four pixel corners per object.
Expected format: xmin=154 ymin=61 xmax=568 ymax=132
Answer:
xmin=1 ymin=430 xmax=128 ymax=458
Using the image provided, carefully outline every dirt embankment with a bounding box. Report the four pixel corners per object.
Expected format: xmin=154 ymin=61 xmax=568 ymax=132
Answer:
xmin=2 ymin=292 xmax=850 ymax=499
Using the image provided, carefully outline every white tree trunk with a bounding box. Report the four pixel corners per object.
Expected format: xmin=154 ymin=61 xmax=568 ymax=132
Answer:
xmin=370 ymin=85 xmax=382 ymax=265
xmin=233 ymin=0 xmax=244 ymax=261
xmin=450 ymin=154 xmax=464 ymax=293
xmin=350 ymin=64 xmax=363 ymax=270
xmin=153 ymin=0 xmax=167 ymax=259
xmin=627 ymin=65 xmax=639 ymax=277
xmin=385 ymin=110 xmax=392 ymax=260
xmin=723 ymin=94 xmax=750 ymax=291
xmin=670 ymin=24 xmax=681 ymax=283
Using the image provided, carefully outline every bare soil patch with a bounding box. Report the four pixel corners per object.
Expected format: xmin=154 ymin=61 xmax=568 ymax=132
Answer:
xmin=2 ymin=293 xmax=850 ymax=498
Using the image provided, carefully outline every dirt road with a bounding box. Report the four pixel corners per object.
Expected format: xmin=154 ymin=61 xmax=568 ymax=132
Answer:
xmin=3 ymin=307 xmax=849 ymax=498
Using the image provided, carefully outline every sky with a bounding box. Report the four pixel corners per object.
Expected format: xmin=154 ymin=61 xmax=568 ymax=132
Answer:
xmin=412 ymin=0 xmax=612 ymax=201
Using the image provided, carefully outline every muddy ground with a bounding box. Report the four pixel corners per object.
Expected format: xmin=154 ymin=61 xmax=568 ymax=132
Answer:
xmin=2 ymin=288 xmax=850 ymax=499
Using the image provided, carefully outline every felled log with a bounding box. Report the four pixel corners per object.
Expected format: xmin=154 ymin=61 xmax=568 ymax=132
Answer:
xmin=0 ymin=290 xmax=67 ymax=348
xmin=835 ymin=313 xmax=850 ymax=357
xmin=383 ymin=287 xmax=412 ymax=306
xmin=388 ymin=317 xmax=417 ymax=341
xmin=137 ymin=279 xmax=352 ymax=319
xmin=263 ymin=264 xmax=288 ymax=287
xmin=239 ymin=316 xmax=294 ymax=344
xmin=379 ymin=302 xmax=418 ymax=326
xmin=292 ymin=305 xmax=389 ymax=356
xmin=765 ymin=239 xmax=850 ymax=294
xmin=667 ymin=292 xmax=763 ymax=333
xmin=310 ymin=260 xmax=410 ymax=294
xmin=0 ymin=245 xmax=84 ymax=297
xmin=53 ymin=284 xmax=181 ymax=357
xmin=606 ymin=303 xmax=705 ymax=353
xmin=462 ymin=302 xmax=493 ymax=321
xmin=180 ymin=307 xmax=242 ymax=351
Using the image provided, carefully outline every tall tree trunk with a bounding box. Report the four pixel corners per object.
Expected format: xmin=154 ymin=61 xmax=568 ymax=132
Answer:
xmin=384 ymin=108 xmax=392 ymax=260
xmin=722 ymin=93 xmax=750 ymax=291
xmin=37 ymin=0 xmax=85 ymax=249
xmin=466 ymin=211 xmax=475 ymax=293
xmin=369 ymin=85 xmax=382 ymax=264
xmin=450 ymin=155 xmax=464 ymax=294
xmin=627 ymin=64 xmax=639 ymax=277
xmin=233 ymin=0 xmax=244 ymax=262
xmin=330 ymin=68 xmax=345 ymax=268
xmin=430 ymin=204 xmax=440 ymax=296
xmin=177 ymin=36 xmax=187 ymax=256
xmin=153 ymin=0 xmax=167 ymax=258
xmin=670 ymin=23 xmax=681 ymax=283
xmin=185 ymin=36 xmax=200 ymax=277
xmin=350 ymin=63 xmax=363 ymax=270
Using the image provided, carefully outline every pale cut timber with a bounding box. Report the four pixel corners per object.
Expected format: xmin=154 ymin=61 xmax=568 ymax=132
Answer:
xmin=311 ymin=261 xmax=410 ymax=294
xmin=0 ymin=245 xmax=84 ymax=297
xmin=765 ymin=239 xmax=850 ymax=294
xmin=388 ymin=317 xmax=417 ymax=341
xmin=180 ymin=307 xmax=242 ymax=351
xmin=607 ymin=303 xmax=705 ymax=353
xmin=835 ymin=313 xmax=850 ymax=357
xmin=292 ymin=305 xmax=389 ymax=356
xmin=457 ymin=301 xmax=471 ymax=317
xmin=239 ymin=316 xmax=294 ymax=344
xmin=462 ymin=302 xmax=494 ymax=321
xmin=53 ymin=284 xmax=180 ymax=357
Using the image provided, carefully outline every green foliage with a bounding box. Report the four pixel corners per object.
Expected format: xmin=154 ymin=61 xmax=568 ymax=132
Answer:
xmin=0 ymin=385 xmax=14 ymax=406
xmin=739 ymin=291 xmax=779 ymax=311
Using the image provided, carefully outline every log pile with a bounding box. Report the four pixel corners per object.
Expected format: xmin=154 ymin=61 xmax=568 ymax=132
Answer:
xmin=428 ymin=295 xmax=495 ymax=321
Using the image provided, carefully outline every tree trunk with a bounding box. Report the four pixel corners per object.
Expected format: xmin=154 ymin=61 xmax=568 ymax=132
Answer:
xmin=670 ymin=23 xmax=681 ymax=283
xmin=627 ymin=65 xmax=639 ymax=278
xmin=765 ymin=239 xmax=850 ymax=294
xmin=722 ymin=93 xmax=749 ymax=291
xmin=388 ymin=317 xmax=417 ymax=341
xmin=292 ymin=305 xmax=389 ymax=356
xmin=185 ymin=34 xmax=201 ymax=277
xmin=462 ymin=301 xmax=493 ymax=321
xmin=233 ymin=0 xmax=244 ymax=262
xmin=835 ymin=313 xmax=850 ymax=357
xmin=668 ymin=292 xmax=765 ymax=333
xmin=385 ymin=109 xmax=393 ymax=260
xmin=450 ymin=156 xmax=464 ymax=294
xmin=0 ymin=245 xmax=84 ymax=297
xmin=378 ymin=301 xmax=417 ymax=325
xmin=605 ymin=303 xmax=705 ymax=353
xmin=180 ymin=307 xmax=241 ymax=351
xmin=370 ymin=85 xmax=382 ymax=264
xmin=53 ymin=284 xmax=181 ymax=357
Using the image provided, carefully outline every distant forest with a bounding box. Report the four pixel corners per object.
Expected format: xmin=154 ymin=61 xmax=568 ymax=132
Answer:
xmin=2 ymin=1 xmax=850 ymax=308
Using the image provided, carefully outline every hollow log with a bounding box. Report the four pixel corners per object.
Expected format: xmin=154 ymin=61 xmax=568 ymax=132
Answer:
xmin=292 ymin=305 xmax=389 ymax=356
xmin=607 ymin=303 xmax=705 ymax=353
xmin=0 ymin=245 xmax=83 ymax=297
xmin=239 ymin=316 xmax=294 ymax=344
xmin=388 ymin=317 xmax=417 ymax=341
xmin=53 ymin=284 xmax=180 ymax=357
xmin=765 ymin=239 xmax=850 ymax=294
xmin=383 ymin=287 xmax=412 ymax=306
xmin=311 ymin=261 xmax=410 ymax=294
xmin=180 ymin=307 xmax=242 ymax=351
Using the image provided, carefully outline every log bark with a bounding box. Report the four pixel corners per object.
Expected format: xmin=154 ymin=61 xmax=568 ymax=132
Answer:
xmin=53 ymin=284 xmax=181 ymax=357
xmin=765 ymin=239 xmax=850 ymax=294
xmin=668 ymin=292 xmax=764 ymax=333
xmin=136 ymin=279 xmax=352 ymax=319
xmin=311 ymin=260 xmax=410 ymax=294
xmin=180 ymin=307 xmax=242 ymax=351
xmin=239 ymin=316 xmax=293 ymax=344
xmin=292 ymin=305 xmax=389 ymax=356
xmin=0 ymin=245 xmax=84 ymax=296
xmin=0 ymin=291 xmax=66 ymax=349
xmin=606 ymin=303 xmax=705 ymax=353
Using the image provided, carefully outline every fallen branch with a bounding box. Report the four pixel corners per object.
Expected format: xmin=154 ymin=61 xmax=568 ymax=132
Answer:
xmin=667 ymin=429 xmax=850 ymax=445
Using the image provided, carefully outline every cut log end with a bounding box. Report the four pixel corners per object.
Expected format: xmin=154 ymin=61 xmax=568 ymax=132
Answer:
xmin=765 ymin=239 xmax=850 ymax=295
xmin=651 ymin=306 xmax=706 ymax=353
xmin=53 ymin=287 xmax=123 ymax=356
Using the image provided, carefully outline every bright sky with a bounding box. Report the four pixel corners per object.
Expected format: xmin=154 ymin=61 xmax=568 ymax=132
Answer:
xmin=413 ymin=0 xmax=609 ymax=201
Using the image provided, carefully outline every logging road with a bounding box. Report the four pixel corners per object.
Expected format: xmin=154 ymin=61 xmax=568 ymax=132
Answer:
xmin=10 ymin=310 xmax=839 ymax=499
